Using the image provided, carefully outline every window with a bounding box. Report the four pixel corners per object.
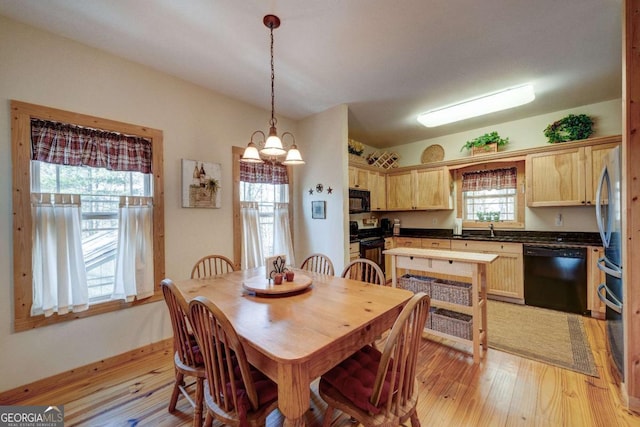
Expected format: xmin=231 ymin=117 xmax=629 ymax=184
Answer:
xmin=231 ymin=147 xmax=294 ymax=269
xmin=11 ymin=100 xmax=165 ymax=331
xmin=32 ymin=162 xmax=151 ymax=301
xmin=239 ymin=181 xmax=289 ymax=257
xmin=456 ymin=161 xmax=525 ymax=229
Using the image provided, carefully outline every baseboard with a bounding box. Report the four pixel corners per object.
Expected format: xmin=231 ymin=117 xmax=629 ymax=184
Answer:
xmin=0 ymin=338 xmax=173 ymax=405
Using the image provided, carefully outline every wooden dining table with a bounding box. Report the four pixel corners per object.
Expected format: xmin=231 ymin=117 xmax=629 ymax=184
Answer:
xmin=172 ymin=267 xmax=413 ymax=426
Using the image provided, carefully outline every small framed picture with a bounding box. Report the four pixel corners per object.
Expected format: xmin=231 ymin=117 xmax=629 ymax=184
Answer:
xmin=312 ymin=200 xmax=326 ymax=219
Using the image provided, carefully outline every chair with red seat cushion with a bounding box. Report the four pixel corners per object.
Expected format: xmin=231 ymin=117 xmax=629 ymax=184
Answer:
xmin=189 ymin=296 xmax=279 ymax=427
xmin=190 ymin=254 xmax=236 ymax=279
xmin=319 ymin=292 xmax=430 ymax=426
xmin=161 ymin=279 xmax=206 ymax=427
xmin=341 ymin=258 xmax=385 ymax=285
xmin=300 ymin=253 xmax=335 ymax=276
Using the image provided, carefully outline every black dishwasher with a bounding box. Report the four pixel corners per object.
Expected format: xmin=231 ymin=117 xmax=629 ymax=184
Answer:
xmin=523 ymin=245 xmax=588 ymax=315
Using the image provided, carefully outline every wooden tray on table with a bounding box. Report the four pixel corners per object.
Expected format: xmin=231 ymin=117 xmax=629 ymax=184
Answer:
xmin=242 ymin=273 xmax=312 ymax=296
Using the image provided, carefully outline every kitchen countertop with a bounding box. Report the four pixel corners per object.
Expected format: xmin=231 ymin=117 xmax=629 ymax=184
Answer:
xmin=388 ymin=228 xmax=602 ymax=247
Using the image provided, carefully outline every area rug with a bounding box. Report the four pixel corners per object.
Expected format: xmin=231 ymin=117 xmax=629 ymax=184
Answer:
xmin=487 ymin=300 xmax=598 ymax=377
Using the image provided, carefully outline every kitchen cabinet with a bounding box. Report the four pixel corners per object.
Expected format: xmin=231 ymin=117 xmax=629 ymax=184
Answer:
xmin=348 ymin=166 xmax=369 ymax=190
xmin=349 ymin=241 xmax=360 ymax=262
xmin=526 ymin=142 xmax=618 ymax=207
xmin=587 ymin=246 xmax=606 ymax=319
xmin=384 ymin=237 xmax=394 ymax=281
xmin=451 ymin=240 xmax=524 ymax=303
xmin=369 ymin=170 xmax=387 ymax=211
xmin=386 ymin=167 xmax=452 ymax=211
xmin=421 ymin=238 xmax=451 ymax=250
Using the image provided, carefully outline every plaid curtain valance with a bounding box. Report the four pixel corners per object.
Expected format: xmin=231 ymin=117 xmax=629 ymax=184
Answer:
xmin=31 ymin=119 xmax=152 ymax=173
xmin=240 ymin=161 xmax=289 ymax=184
xmin=462 ymin=167 xmax=517 ymax=192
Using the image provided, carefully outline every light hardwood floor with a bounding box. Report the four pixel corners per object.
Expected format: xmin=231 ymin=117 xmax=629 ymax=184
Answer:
xmin=7 ymin=315 xmax=640 ymax=426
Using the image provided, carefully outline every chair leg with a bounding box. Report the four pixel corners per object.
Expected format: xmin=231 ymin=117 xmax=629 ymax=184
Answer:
xmin=410 ymin=410 xmax=421 ymax=427
xmin=193 ymin=377 xmax=204 ymax=427
xmin=168 ymin=371 xmax=184 ymax=412
xmin=203 ymin=410 xmax=213 ymax=427
xmin=322 ymin=405 xmax=335 ymax=427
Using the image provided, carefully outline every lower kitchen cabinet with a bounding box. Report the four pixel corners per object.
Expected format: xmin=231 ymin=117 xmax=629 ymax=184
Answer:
xmin=451 ymin=240 xmax=524 ymax=303
xmin=349 ymin=241 xmax=360 ymax=262
xmin=384 ymin=237 xmax=393 ymax=281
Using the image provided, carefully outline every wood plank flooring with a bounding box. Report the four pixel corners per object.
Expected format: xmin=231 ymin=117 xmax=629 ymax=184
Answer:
xmin=7 ymin=315 xmax=640 ymax=426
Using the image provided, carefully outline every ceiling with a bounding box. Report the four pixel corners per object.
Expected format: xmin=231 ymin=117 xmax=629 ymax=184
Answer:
xmin=0 ymin=0 xmax=622 ymax=148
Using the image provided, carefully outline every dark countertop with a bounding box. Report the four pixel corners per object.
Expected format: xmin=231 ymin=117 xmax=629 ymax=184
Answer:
xmin=390 ymin=228 xmax=602 ymax=247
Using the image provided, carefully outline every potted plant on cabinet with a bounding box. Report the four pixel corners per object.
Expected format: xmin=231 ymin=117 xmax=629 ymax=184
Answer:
xmin=461 ymin=131 xmax=509 ymax=155
xmin=543 ymin=114 xmax=594 ymax=143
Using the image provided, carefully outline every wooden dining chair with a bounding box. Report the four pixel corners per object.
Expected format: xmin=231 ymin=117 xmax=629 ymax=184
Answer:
xmin=190 ymin=254 xmax=235 ymax=279
xmin=300 ymin=253 xmax=335 ymax=276
xmin=341 ymin=258 xmax=385 ymax=285
xmin=319 ymin=292 xmax=430 ymax=427
xmin=161 ymin=279 xmax=206 ymax=427
xmin=188 ymin=296 xmax=279 ymax=427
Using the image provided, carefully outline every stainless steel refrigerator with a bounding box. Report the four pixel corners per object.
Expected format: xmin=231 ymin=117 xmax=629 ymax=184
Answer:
xmin=596 ymin=145 xmax=624 ymax=376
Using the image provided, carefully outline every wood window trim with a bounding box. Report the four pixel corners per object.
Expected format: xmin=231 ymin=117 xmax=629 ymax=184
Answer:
xmin=455 ymin=160 xmax=525 ymax=229
xmin=231 ymin=146 xmax=294 ymax=268
xmin=11 ymin=100 xmax=165 ymax=332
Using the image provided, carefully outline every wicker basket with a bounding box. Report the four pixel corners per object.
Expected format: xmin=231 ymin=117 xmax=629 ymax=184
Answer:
xmin=397 ymin=274 xmax=432 ymax=296
xmin=431 ymin=308 xmax=473 ymax=340
xmin=431 ymin=279 xmax=472 ymax=306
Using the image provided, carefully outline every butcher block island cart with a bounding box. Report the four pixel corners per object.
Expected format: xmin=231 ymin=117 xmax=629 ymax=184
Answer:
xmin=384 ymin=247 xmax=498 ymax=362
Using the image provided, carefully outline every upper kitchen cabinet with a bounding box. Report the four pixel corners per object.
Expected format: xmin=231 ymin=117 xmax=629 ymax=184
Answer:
xmin=386 ymin=167 xmax=452 ymax=211
xmin=525 ymin=141 xmax=619 ymax=207
xmin=348 ymin=166 xmax=369 ymax=190
xmin=369 ymin=170 xmax=387 ymax=211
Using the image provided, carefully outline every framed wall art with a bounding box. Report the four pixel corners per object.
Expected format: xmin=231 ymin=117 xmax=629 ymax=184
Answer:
xmin=182 ymin=159 xmax=222 ymax=208
xmin=311 ymin=200 xmax=326 ymax=219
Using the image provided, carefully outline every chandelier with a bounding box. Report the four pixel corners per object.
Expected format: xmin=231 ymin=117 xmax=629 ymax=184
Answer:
xmin=241 ymin=15 xmax=304 ymax=165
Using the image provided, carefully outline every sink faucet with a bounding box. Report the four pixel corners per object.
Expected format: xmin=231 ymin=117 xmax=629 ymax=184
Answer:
xmin=489 ymin=223 xmax=495 ymax=238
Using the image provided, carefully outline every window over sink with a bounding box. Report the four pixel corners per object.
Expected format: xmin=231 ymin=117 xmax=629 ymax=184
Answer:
xmin=455 ymin=161 xmax=525 ymax=229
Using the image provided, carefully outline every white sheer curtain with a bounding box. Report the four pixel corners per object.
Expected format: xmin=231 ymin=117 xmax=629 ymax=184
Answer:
xmin=113 ymin=196 xmax=154 ymax=302
xmin=241 ymin=201 xmax=264 ymax=269
xmin=273 ymin=202 xmax=295 ymax=267
xmin=31 ymin=193 xmax=88 ymax=316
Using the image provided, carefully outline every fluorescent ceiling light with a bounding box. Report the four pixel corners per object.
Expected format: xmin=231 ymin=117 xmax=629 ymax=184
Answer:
xmin=417 ymin=84 xmax=535 ymax=127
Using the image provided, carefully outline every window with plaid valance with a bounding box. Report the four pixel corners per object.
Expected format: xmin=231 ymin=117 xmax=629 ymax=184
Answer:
xmin=31 ymin=119 xmax=152 ymax=173
xmin=239 ymin=161 xmax=289 ymax=184
xmin=461 ymin=167 xmax=517 ymax=192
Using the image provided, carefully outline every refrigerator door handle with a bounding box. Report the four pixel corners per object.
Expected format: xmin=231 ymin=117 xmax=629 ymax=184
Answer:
xmin=597 ymin=256 xmax=622 ymax=278
xmin=595 ymin=165 xmax=612 ymax=248
xmin=597 ymin=283 xmax=623 ymax=314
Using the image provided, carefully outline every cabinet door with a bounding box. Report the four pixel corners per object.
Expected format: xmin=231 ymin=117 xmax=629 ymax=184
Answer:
xmin=369 ymin=171 xmax=387 ymax=211
xmin=414 ymin=168 xmax=451 ymax=210
xmin=585 ymin=143 xmax=618 ymax=204
xmin=386 ymin=171 xmax=413 ymax=210
xmin=451 ymin=240 xmax=524 ymax=301
xmin=587 ymin=246 xmax=606 ymax=319
xmin=384 ymin=238 xmax=394 ymax=280
xmin=348 ymin=166 xmax=369 ymax=189
xmin=394 ymin=237 xmax=422 ymax=248
xmin=421 ymin=238 xmax=451 ymax=250
xmin=526 ymin=147 xmax=586 ymax=207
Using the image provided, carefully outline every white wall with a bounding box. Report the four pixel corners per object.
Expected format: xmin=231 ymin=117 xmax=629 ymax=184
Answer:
xmin=0 ymin=16 xmax=305 ymax=392
xmin=295 ymin=105 xmax=349 ymax=273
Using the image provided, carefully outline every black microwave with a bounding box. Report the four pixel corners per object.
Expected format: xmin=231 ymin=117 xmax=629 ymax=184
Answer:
xmin=349 ymin=188 xmax=370 ymax=213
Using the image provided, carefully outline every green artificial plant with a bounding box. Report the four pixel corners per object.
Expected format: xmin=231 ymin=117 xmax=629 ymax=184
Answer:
xmin=461 ymin=131 xmax=509 ymax=152
xmin=543 ymin=114 xmax=594 ymax=143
